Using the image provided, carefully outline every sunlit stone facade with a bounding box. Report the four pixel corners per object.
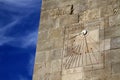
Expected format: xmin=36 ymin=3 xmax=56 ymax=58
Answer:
xmin=33 ymin=0 xmax=120 ymax=80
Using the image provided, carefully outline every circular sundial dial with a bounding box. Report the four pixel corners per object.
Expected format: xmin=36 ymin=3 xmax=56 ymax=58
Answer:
xmin=62 ymin=26 xmax=104 ymax=70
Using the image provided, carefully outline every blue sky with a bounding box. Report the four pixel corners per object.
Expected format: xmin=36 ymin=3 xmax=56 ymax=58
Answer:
xmin=0 ymin=0 xmax=41 ymax=80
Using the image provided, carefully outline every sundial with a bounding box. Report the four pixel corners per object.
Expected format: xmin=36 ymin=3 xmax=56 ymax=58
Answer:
xmin=62 ymin=25 xmax=105 ymax=80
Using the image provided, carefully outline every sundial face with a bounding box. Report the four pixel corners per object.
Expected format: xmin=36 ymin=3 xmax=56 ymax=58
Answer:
xmin=62 ymin=25 xmax=105 ymax=80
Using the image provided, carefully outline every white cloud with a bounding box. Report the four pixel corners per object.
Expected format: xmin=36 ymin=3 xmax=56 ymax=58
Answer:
xmin=1 ymin=0 xmax=40 ymax=8
xmin=27 ymin=54 xmax=35 ymax=76
xmin=0 ymin=31 xmax=39 ymax=48
xmin=0 ymin=11 xmax=38 ymax=48
xmin=22 ymin=31 xmax=38 ymax=48
xmin=0 ymin=19 xmax=18 ymax=33
xmin=0 ymin=20 xmax=18 ymax=46
xmin=19 ymin=75 xmax=28 ymax=80
xmin=0 ymin=36 xmax=13 ymax=46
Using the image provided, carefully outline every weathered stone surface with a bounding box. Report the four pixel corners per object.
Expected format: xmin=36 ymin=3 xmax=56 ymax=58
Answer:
xmin=39 ymin=11 xmax=54 ymax=30
xmin=100 ymin=5 xmax=114 ymax=17
xmin=104 ymin=17 xmax=109 ymax=27
xmin=110 ymin=74 xmax=120 ymax=80
xmin=42 ymin=0 xmax=60 ymax=11
xmin=81 ymin=8 xmax=101 ymax=22
xmin=73 ymin=0 xmax=88 ymax=14
xmin=87 ymin=0 xmax=108 ymax=9
xmin=107 ymin=49 xmax=120 ymax=63
xmin=51 ymin=59 xmax=61 ymax=73
xmin=34 ymin=0 xmax=120 ymax=80
xmin=38 ymin=30 xmax=49 ymax=41
xmin=109 ymin=14 xmax=120 ymax=27
xmin=48 ymin=5 xmax=74 ymax=17
xmin=48 ymin=49 xmax=62 ymax=61
xmin=49 ymin=27 xmax=63 ymax=39
xmin=100 ymin=1 xmax=120 ymax=17
xmin=37 ymin=40 xmax=54 ymax=51
xmin=100 ymin=39 xmax=111 ymax=51
xmin=42 ymin=0 xmax=80 ymax=11
xmin=105 ymin=25 xmax=120 ymax=39
xmin=34 ymin=64 xmax=43 ymax=74
xmin=34 ymin=63 xmax=47 ymax=80
xmin=50 ymin=71 xmax=61 ymax=80
xmin=112 ymin=62 xmax=120 ymax=74
xmin=111 ymin=36 xmax=120 ymax=49
xmin=35 ymin=52 xmax=47 ymax=64
xmin=84 ymin=18 xmax=104 ymax=30
xmin=108 ymin=0 xmax=120 ymax=5
xmin=54 ymin=38 xmax=64 ymax=49
xmin=59 ymin=15 xmax=79 ymax=27
xmin=87 ymin=0 xmax=99 ymax=9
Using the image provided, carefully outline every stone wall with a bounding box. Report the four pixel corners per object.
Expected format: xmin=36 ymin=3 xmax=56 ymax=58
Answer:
xmin=33 ymin=0 xmax=120 ymax=80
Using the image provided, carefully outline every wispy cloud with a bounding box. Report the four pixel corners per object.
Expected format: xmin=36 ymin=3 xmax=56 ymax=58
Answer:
xmin=0 ymin=11 xmax=38 ymax=48
xmin=19 ymin=75 xmax=28 ymax=80
xmin=1 ymin=0 xmax=41 ymax=8
xmin=0 ymin=19 xmax=18 ymax=33
xmin=22 ymin=31 xmax=38 ymax=48
xmin=27 ymin=54 xmax=35 ymax=76
xmin=0 ymin=20 xmax=18 ymax=46
xmin=0 ymin=31 xmax=38 ymax=48
xmin=0 ymin=0 xmax=41 ymax=80
xmin=0 ymin=36 xmax=13 ymax=46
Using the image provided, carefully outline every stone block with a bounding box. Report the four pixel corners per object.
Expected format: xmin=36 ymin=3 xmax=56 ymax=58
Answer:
xmin=44 ymin=73 xmax=51 ymax=80
xmin=48 ymin=49 xmax=62 ymax=61
xmin=37 ymin=40 xmax=54 ymax=51
xmin=65 ymin=23 xmax=83 ymax=35
xmin=84 ymin=69 xmax=106 ymax=79
xmin=48 ymin=5 xmax=74 ymax=17
xmin=51 ymin=59 xmax=61 ymax=73
xmin=35 ymin=51 xmax=47 ymax=64
xmin=104 ymin=17 xmax=109 ymax=28
xmin=84 ymin=18 xmax=104 ymax=30
xmin=74 ymin=0 xmax=88 ymax=14
xmin=37 ymin=40 xmax=46 ymax=51
xmin=33 ymin=63 xmax=47 ymax=80
xmin=49 ymin=27 xmax=63 ymax=40
xmin=99 ymin=29 xmax=105 ymax=40
xmin=40 ymin=11 xmax=58 ymax=31
xmin=45 ymin=62 xmax=52 ymax=73
xmin=100 ymin=39 xmax=111 ymax=51
xmin=59 ymin=15 xmax=78 ymax=27
xmin=32 ymin=74 xmax=39 ymax=80
xmin=54 ymin=38 xmax=64 ymax=49
xmin=34 ymin=62 xmax=52 ymax=74
xmin=100 ymin=5 xmax=113 ymax=17
xmin=40 ymin=10 xmax=65 ymax=31
xmin=40 ymin=11 xmax=50 ymax=24
xmin=109 ymin=14 xmax=120 ymax=27
xmin=100 ymin=2 xmax=120 ymax=17
xmin=112 ymin=62 xmax=120 ymax=74
xmin=34 ymin=64 xmax=42 ymax=74
xmin=105 ymin=25 xmax=120 ymax=39
xmin=62 ymin=72 xmax=83 ymax=80
xmin=42 ymin=0 xmax=60 ymax=11
xmin=87 ymin=0 xmax=98 ymax=9
xmin=50 ymin=71 xmax=61 ymax=80
xmin=108 ymin=0 xmax=120 ymax=5
xmin=38 ymin=30 xmax=49 ymax=41
xmin=82 ymin=8 xmax=101 ymax=22
xmin=111 ymin=37 xmax=120 ymax=49
xmin=107 ymin=49 xmax=120 ymax=63
xmin=110 ymin=74 xmax=120 ymax=80
xmin=87 ymin=0 xmax=108 ymax=9
xmin=42 ymin=0 xmax=79 ymax=11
